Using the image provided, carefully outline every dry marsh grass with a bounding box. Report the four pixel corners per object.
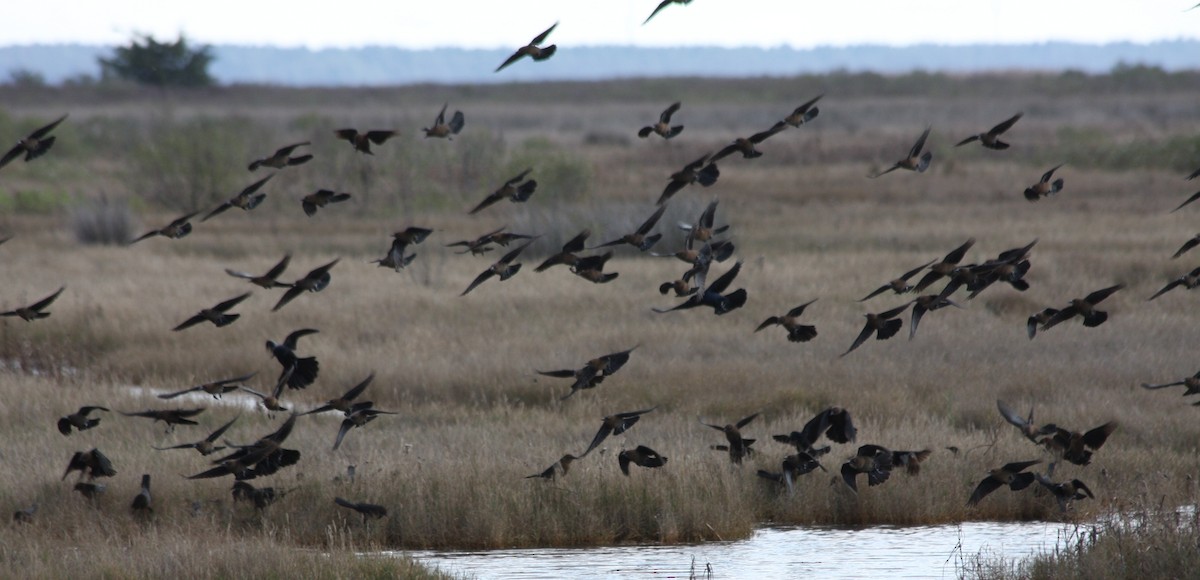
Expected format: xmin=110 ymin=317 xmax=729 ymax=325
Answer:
xmin=2 ymin=72 xmax=1200 ymax=575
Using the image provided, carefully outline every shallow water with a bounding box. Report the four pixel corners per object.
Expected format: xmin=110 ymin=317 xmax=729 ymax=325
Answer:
xmin=407 ymin=520 xmax=1080 ymax=579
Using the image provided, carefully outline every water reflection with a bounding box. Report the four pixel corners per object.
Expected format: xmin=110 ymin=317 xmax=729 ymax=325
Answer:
xmin=407 ymin=521 xmax=1078 ymax=579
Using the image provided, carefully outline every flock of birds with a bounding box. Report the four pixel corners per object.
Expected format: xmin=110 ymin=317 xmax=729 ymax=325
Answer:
xmin=4 ymin=4 xmax=1200 ymax=530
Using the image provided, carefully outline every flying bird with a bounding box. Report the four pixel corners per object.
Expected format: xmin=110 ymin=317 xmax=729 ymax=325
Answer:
xmin=173 ymin=292 xmax=252 ymax=331
xmin=538 ymin=346 xmax=638 ymax=400
xmin=153 ymin=415 xmax=239 ymax=456
xmin=526 ymin=454 xmax=579 ymax=481
xmin=869 ymin=126 xmax=933 ymax=178
xmin=333 ymin=406 xmax=397 ymax=451
xmin=783 ymin=94 xmax=823 ymax=127
xmin=423 ymin=103 xmax=465 ymax=139
xmin=966 ymin=460 xmax=1040 ymax=506
xmin=469 ymin=168 xmax=538 ymax=214
xmin=1141 ymin=369 xmax=1200 ymax=396
xmin=591 ymin=205 xmax=666 ymax=252
xmin=996 ymin=400 xmax=1056 ymax=443
xmin=202 ymin=175 xmax=274 ymax=221
xmin=773 ymin=407 xmax=856 ymax=455
xmin=446 ymin=225 xmax=536 ymax=255
xmin=129 ymin=211 xmax=201 ymax=244
xmin=273 ymin=259 xmax=339 ymax=312
xmin=755 ymin=299 xmax=819 ymax=342
xmin=189 ymin=414 xmax=299 ymax=481
xmin=301 ymin=189 xmax=352 ymax=216
xmin=267 ymin=328 xmax=320 ymax=390
xmin=1147 ymin=266 xmax=1200 ymax=300
xmin=859 ymin=259 xmax=935 ymax=301
xmin=583 ymin=407 xmax=657 ymax=456
xmin=1038 ymin=285 xmax=1123 ymax=331
xmin=1170 ymin=234 xmax=1200 ymax=259
xmin=654 ymin=260 xmax=747 ymax=315
xmin=757 ymin=452 xmax=827 ymax=494
xmin=304 ymin=373 xmax=375 ymax=416
xmin=1039 ymin=422 xmax=1118 ymax=468
xmin=1171 ymin=190 xmax=1200 ymax=213
xmin=120 ymin=408 xmax=206 ymax=432
xmin=841 ymin=302 xmax=910 ymax=357
xmin=248 ymin=141 xmax=312 ymax=171
xmin=643 ymin=0 xmax=692 ymax=24
xmin=911 ymin=238 xmax=975 ymax=294
xmin=335 ymin=497 xmax=388 ymax=521
xmin=1023 ymin=164 xmax=1065 ymax=201
xmin=678 ymin=198 xmax=730 ymax=246
xmin=158 ymin=372 xmax=258 ymax=400
xmin=638 ymin=102 xmax=684 ymax=139
xmin=461 ymin=238 xmax=537 ymax=296
xmin=701 ymin=412 xmax=760 ymax=465
xmin=57 ymin=406 xmax=109 ymax=436
xmin=710 ymin=122 xmax=788 ymax=163
xmin=619 ymin=445 xmax=668 ymax=475
xmin=535 ymin=229 xmax=592 ymax=272
xmin=334 ymin=129 xmax=397 ymax=154
xmin=1026 ymin=307 xmax=1060 ymax=340
xmin=62 ymin=448 xmax=117 ymax=481
xmin=908 ymin=294 xmax=962 ymax=340
xmin=954 ymin=113 xmax=1022 ymax=149
xmin=657 ymin=152 xmax=719 ymax=206
xmin=1 ymin=286 xmax=64 ymax=321
xmin=0 ymin=114 xmax=67 ymax=171
xmin=226 ymin=254 xmax=292 ymax=289
xmin=495 ymin=23 xmax=558 ymax=72
xmin=1034 ymin=473 xmax=1094 ymax=512
xmin=377 ymin=227 xmax=433 ymax=272
xmin=840 ymin=444 xmax=894 ymax=493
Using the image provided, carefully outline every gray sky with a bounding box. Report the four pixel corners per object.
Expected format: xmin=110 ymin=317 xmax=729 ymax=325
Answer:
xmin=5 ymin=1 xmax=1199 ymax=49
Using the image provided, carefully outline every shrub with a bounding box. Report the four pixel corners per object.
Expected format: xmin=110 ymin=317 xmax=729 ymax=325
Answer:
xmin=71 ymin=197 xmax=135 ymax=245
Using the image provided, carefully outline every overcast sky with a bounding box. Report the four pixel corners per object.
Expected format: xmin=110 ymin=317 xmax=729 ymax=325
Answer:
xmin=6 ymin=1 xmax=1199 ymax=49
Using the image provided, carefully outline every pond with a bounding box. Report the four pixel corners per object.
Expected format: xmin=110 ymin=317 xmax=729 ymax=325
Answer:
xmin=406 ymin=519 xmax=1082 ymax=579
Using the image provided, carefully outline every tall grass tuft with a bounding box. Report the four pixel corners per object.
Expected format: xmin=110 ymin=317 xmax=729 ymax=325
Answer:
xmin=71 ymin=197 xmax=135 ymax=245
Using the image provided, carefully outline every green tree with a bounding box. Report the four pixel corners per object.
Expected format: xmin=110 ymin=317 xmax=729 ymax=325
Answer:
xmin=98 ymin=34 xmax=215 ymax=87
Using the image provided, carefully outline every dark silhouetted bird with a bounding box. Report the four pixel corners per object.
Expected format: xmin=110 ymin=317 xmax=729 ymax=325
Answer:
xmin=158 ymin=372 xmax=257 ymax=400
xmin=1171 ymin=234 xmax=1200 ymax=259
xmin=841 ymin=445 xmax=894 ymax=493
xmin=469 ymin=169 xmax=538 ymax=214
xmin=592 ymin=205 xmax=666 ymax=252
xmin=535 ymin=229 xmax=592 ymax=272
xmin=526 ymin=454 xmax=579 ymax=481
xmin=305 ymin=373 xmax=375 ymax=416
xmin=859 ymin=259 xmax=935 ymax=301
xmin=273 ymin=259 xmax=339 ymax=312
xmin=1171 ymin=190 xmax=1200 ymax=213
xmin=121 ymin=408 xmax=205 ymax=432
xmin=657 ymin=152 xmax=719 ymax=206
xmin=654 ymin=260 xmax=747 ymax=315
xmin=638 ymin=102 xmax=684 ymax=139
xmin=62 ymin=448 xmax=117 ymax=481
xmin=996 ymin=400 xmax=1056 ymax=443
xmin=57 ymin=406 xmax=109 ymax=435
xmin=841 ymin=302 xmax=910 ymax=357
xmin=301 ymin=189 xmax=352 ymax=216
xmin=869 ymin=127 xmax=933 ymax=177
xmin=678 ymin=199 xmax=730 ymax=247
xmin=495 ymin=23 xmax=558 ymax=72
xmin=755 ymin=299 xmax=819 ymax=342
xmin=912 ymin=238 xmax=975 ymax=293
xmin=1026 ymin=307 xmax=1060 ymax=340
xmin=1034 ymin=473 xmax=1094 ymax=512
xmin=2 ymin=286 xmax=64 ymax=321
xmin=335 ymin=497 xmax=388 ymax=521
xmin=173 ymin=292 xmax=251 ymax=331
xmin=334 ymin=129 xmax=397 ymax=154
xmin=131 ymin=474 xmax=152 ymax=512
xmin=226 ymin=254 xmax=292 ymax=289
xmin=423 ymin=103 xmax=465 ymax=139
xmin=643 ymin=0 xmax=692 ymax=24
xmin=1142 ymin=369 xmax=1200 ymax=396
xmin=619 ymin=445 xmax=668 ymax=475
xmin=1039 ymin=285 xmax=1123 ymax=331
xmin=967 ymin=460 xmax=1040 ymax=506
xmin=446 ymin=225 xmax=536 ymax=255
xmin=153 ymin=415 xmax=239 ymax=456
xmin=908 ymin=294 xmax=961 ymax=340
xmin=189 ymin=414 xmax=300 ymax=481
xmin=538 ymin=346 xmax=637 ymax=400
xmin=1024 ymin=164 xmax=1065 ymax=201
xmin=1148 ymin=266 xmax=1200 ymax=300
xmin=711 ymin=122 xmax=788 ymax=162
xmin=783 ymin=94 xmax=823 ymax=127
xmin=584 ymin=408 xmax=657 ymax=456
xmin=129 ymin=211 xmax=200 ymax=244
xmin=248 ymin=141 xmax=312 ymax=171
xmin=701 ymin=412 xmax=760 ymax=464
xmin=202 ymin=175 xmax=273 ymax=221
xmin=333 ymin=406 xmax=397 ymax=451
xmin=0 ymin=114 xmax=67 ymax=171
xmin=955 ymin=113 xmax=1022 ymax=149
xmin=461 ymin=238 xmax=538 ymax=296
xmin=773 ymin=407 xmax=856 ymax=456
xmin=1039 ymin=422 xmax=1118 ymax=468
xmin=267 ymin=328 xmax=320 ymax=390
xmin=758 ymin=452 xmax=827 ymax=494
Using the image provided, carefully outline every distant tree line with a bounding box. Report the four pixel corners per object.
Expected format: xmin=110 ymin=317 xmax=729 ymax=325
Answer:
xmin=98 ymin=34 xmax=215 ymax=87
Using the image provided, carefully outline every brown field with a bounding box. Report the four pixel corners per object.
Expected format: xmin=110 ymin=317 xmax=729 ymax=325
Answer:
xmin=2 ymin=70 xmax=1200 ymax=578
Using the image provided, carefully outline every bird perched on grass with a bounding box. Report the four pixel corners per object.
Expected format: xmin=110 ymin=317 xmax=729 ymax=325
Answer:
xmin=423 ymin=103 xmax=465 ymax=139
xmin=0 ymin=114 xmax=67 ymax=171
xmin=2 ymin=286 xmax=65 ymax=322
xmin=495 ymin=23 xmax=558 ymax=72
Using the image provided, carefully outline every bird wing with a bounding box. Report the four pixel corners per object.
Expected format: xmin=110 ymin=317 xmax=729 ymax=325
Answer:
xmin=460 ymin=269 xmax=496 ymax=296
xmin=909 ymin=127 xmax=932 ymax=158
xmin=530 ymin=22 xmax=558 ymax=45
xmin=212 ymin=292 xmax=252 ymax=313
xmin=1040 ymin=164 xmax=1064 ymax=184
xmin=967 ymin=476 xmax=1003 ymax=506
xmin=469 ymin=192 xmax=504 ymax=214
xmin=636 ymin=204 xmax=668 ymax=235
xmin=786 ymin=299 xmax=818 ymax=318
xmin=282 ymin=328 xmax=319 ymax=350
xmin=27 ymin=286 xmax=65 ymax=312
xmin=988 ymin=113 xmax=1023 ymax=136
xmin=206 ymin=416 xmax=240 ymax=443
xmin=706 ymin=261 xmax=743 ymax=295
xmin=1085 ymin=284 xmax=1123 ymax=305
xmin=841 ymin=321 xmax=875 ymax=357
xmin=660 ymin=101 xmax=681 ymax=123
